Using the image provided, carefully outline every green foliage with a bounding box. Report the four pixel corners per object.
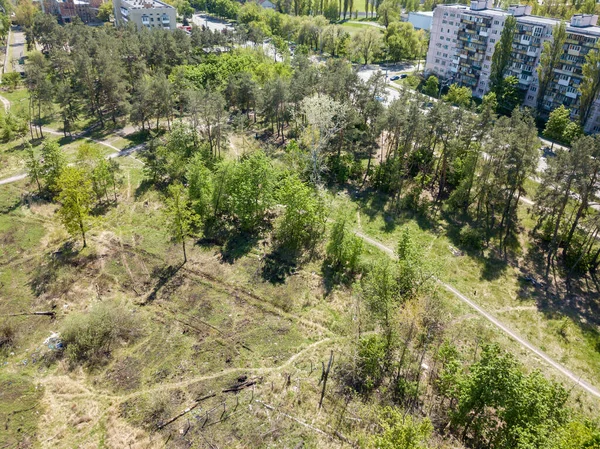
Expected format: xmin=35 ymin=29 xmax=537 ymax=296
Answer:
xmin=276 ymin=174 xmax=326 ymax=253
xmin=0 ymin=109 xmax=29 ymax=142
xmin=537 ymin=22 xmax=567 ymax=112
xmin=24 ymin=143 xmax=42 ymax=193
xmin=179 ymin=49 xmax=291 ymax=90
xmin=458 ymin=225 xmax=485 ymax=251
xmin=326 ymin=212 xmax=363 ymax=280
xmin=451 ymin=344 xmax=569 ymax=449
xmin=350 ymin=28 xmax=383 ymax=64
xmin=489 ymin=15 xmax=516 ymax=93
xmin=579 ymin=42 xmax=600 ymax=126
xmin=377 ymin=0 xmax=400 ymax=28
xmin=61 ymin=300 xmax=140 ymax=366
xmin=97 ymin=0 xmax=112 ymax=21
xmin=163 ymin=182 xmax=198 ymax=262
xmin=356 ymin=334 xmax=387 ymax=392
xmin=56 ymin=166 xmax=95 ymax=247
xmin=422 ymin=75 xmax=439 ymax=97
xmin=443 ymin=84 xmax=472 ymax=108
xmin=220 ymin=151 xmax=276 ymax=232
xmin=186 ymin=153 xmax=214 ymax=220
xmin=371 ymin=407 xmax=433 ymax=449
xmin=2 ymin=72 xmax=21 ymax=91
xmin=384 ymin=21 xmax=424 ymax=62
xmin=396 ymin=227 xmax=433 ymax=299
xmin=544 ymin=105 xmax=573 ymax=145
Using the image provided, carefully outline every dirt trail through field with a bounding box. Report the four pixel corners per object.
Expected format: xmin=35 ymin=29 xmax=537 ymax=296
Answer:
xmin=353 ymin=229 xmax=600 ymax=400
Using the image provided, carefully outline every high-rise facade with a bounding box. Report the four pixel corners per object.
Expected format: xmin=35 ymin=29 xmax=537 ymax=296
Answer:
xmin=425 ymin=2 xmax=600 ymax=133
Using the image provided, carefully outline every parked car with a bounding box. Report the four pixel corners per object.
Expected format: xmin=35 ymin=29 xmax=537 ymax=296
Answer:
xmin=375 ymin=96 xmax=385 ymax=102
xmin=399 ymin=73 xmax=408 ymax=79
xmin=390 ymin=75 xmax=400 ymax=81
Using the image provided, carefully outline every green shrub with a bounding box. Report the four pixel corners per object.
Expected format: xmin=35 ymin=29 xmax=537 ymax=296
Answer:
xmin=459 ymin=225 xmax=485 ymax=251
xmin=356 ymin=334 xmax=387 ymax=392
xmin=61 ymin=301 xmax=141 ymax=366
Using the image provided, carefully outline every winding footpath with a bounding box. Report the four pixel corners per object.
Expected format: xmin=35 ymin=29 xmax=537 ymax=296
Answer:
xmin=353 ymin=229 xmax=600 ymax=400
xmin=0 ymin=93 xmax=145 ymax=187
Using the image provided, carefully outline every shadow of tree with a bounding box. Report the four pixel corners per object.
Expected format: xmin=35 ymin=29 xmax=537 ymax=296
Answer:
xmin=144 ymin=263 xmax=184 ymax=303
xmin=30 ymin=241 xmax=79 ymax=296
xmin=261 ymin=245 xmax=299 ymax=284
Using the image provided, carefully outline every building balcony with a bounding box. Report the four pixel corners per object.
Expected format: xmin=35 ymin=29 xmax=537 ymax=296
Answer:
xmin=558 ymin=78 xmax=570 ymax=86
xmin=566 ymin=91 xmax=578 ymax=99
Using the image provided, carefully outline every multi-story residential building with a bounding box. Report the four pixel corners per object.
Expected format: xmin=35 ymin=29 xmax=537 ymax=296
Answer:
xmin=113 ymin=0 xmax=177 ymax=30
xmin=425 ymin=2 xmax=600 ymax=132
xmin=39 ymin=0 xmax=105 ymax=23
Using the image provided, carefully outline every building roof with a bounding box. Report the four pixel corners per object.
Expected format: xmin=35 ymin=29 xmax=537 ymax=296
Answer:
xmin=121 ymin=0 xmax=174 ymax=9
xmin=409 ymin=11 xmax=434 ymax=17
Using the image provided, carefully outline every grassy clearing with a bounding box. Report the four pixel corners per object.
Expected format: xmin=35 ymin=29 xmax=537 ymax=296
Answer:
xmin=0 ymin=373 xmax=43 ymax=447
xmin=2 ymin=132 xmax=600 ymax=447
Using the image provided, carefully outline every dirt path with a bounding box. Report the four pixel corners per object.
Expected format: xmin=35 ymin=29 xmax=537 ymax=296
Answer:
xmin=353 ymin=230 xmax=600 ymax=400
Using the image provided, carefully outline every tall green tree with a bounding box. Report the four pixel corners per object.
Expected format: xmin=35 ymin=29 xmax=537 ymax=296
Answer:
xmin=163 ymin=182 xmax=197 ymax=263
xmin=276 ymin=174 xmax=326 ymax=253
xmin=537 ymin=22 xmax=567 ymax=114
xmin=56 ymin=167 xmax=94 ymax=248
xmin=578 ymin=42 xmax=600 ymax=128
xmin=489 ymin=15 xmax=516 ymax=94
xmin=41 ymin=139 xmax=66 ymax=194
xmin=25 ymin=143 xmax=42 ymax=193
xmin=543 ymin=105 xmax=572 ymax=149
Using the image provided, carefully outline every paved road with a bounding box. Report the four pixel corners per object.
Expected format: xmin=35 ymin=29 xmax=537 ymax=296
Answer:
xmin=353 ymin=229 xmax=600 ymax=400
xmin=192 ymin=14 xmax=233 ymax=33
xmin=8 ymin=28 xmax=25 ymax=74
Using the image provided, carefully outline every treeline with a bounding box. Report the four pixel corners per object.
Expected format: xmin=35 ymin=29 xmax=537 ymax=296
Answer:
xmin=235 ymin=2 xmax=427 ymax=63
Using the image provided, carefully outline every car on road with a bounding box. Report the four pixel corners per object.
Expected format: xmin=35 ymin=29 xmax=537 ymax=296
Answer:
xmin=390 ymin=75 xmax=400 ymax=81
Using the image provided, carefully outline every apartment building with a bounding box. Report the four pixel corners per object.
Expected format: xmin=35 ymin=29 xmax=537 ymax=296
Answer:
xmin=113 ymin=0 xmax=177 ymax=30
xmin=425 ymin=2 xmax=600 ymax=132
xmin=39 ymin=0 xmax=105 ymax=23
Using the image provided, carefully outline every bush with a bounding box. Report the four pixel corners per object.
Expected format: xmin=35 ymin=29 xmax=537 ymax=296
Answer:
xmin=356 ymin=334 xmax=387 ymax=392
xmin=459 ymin=225 xmax=485 ymax=251
xmin=0 ymin=322 xmax=15 ymax=351
xmin=61 ymin=301 xmax=141 ymax=366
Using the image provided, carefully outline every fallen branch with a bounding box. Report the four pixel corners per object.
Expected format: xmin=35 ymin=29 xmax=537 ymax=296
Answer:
xmin=156 ymin=393 xmax=216 ymax=430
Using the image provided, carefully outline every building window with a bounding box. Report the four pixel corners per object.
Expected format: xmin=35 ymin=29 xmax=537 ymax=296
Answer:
xmin=485 ymin=55 xmax=491 ymax=61
xmin=443 ymin=53 xmax=448 ymax=57
xmin=494 ymin=20 xmax=499 ymax=25
xmin=490 ymin=39 xmax=495 ymax=43
xmin=528 ymin=95 xmax=534 ymax=100
xmin=531 ymin=86 xmax=537 ymax=92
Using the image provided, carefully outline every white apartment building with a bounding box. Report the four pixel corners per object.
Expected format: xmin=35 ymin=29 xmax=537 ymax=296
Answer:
xmin=113 ymin=0 xmax=177 ymax=30
xmin=425 ymin=2 xmax=600 ymax=132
